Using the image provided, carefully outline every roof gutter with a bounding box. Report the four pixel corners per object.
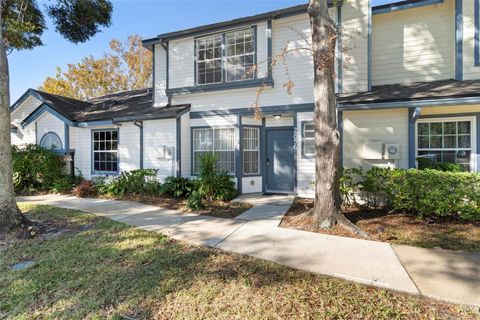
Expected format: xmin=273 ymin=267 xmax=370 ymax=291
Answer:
xmin=142 ymin=1 xmax=342 ymax=47
xmin=372 ymin=0 xmax=444 ymax=15
xmin=338 ymin=96 xmax=480 ymax=111
xmin=133 ymin=120 xmax=144 ymax=169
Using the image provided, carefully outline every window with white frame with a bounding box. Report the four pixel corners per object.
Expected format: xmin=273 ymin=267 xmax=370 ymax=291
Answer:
xmin=193 ymin=128 xmax=235 ymax=174
xmin=93 ymin=129 xmax=118 ymax=173
xmin=303 ymin=122 xmax=315 ymax=157
xmin=416 ymin=118 xmax=474 ymax=171
xmin=226 ymin=29 xmax=255 ymax=82
xmin=195 ymin=28 xmax=255 ymax=85
xmin=243 ymin=127 xmax=259 ymax=175
xmin=196 ymin=34 xmax=223 ymax=85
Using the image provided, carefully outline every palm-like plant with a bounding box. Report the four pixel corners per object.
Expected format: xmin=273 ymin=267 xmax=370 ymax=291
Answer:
xmin=198 ymin=152 xmax=219 ymax=203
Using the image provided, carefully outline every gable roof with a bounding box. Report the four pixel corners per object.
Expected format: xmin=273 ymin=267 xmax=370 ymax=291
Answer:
xmin=11 ymin=88 xmax=190 ymax=126
xmin=337 ymin=79 xmax=480 ymax=107
xmin=142 ymin=1 xmax=339 ymax=47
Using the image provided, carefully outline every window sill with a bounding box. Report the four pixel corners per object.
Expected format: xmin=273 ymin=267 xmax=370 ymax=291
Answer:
xmin=92 ymin=171 xmax=119 ymax=176
xmin=166 ymin=77 xmax=273 ymax=95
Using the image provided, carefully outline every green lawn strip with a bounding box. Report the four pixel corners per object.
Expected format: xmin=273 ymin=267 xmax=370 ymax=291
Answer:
xmin=0 ymin=204 xmax=477 ymax=320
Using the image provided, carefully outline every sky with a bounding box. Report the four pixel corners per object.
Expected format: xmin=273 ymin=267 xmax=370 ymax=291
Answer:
xmin=9 ymin=0 xmax=396 ymax=102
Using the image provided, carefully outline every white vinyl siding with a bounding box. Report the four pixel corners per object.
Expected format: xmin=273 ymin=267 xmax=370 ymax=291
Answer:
xmin=35 ymin=112 xmax=65 ymax=146
xmin=343 ymin=108 xmax=409 ymax=169
xmin=170 ymin=14 xmax=315 ymax=111
xmin=180 ymin=112 xmax=191 ymax=177
xmin=192 ymin=127 xmax=235 ymax=174
xmin=296 ymin=112 xmax=315 ymax=198
xmin=341 ymin=0 xmax=369 ymax=93
xmin=463 ymin=0 xmax=480 ymax=80
xmin=153 ymin=45 xmax=168 ymax=106
xmin=242 ymin=127 xmax=259 ymax=175
xmin=118 ymin=123 xmax=141 ymax=172
xmin=372 ymin=0 xmax=455 ymax=86
xmin=143 ymin=119 xmax=177 ymax=178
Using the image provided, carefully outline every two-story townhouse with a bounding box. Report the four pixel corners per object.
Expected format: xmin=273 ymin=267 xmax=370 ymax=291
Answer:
xmin=9 ymin=0 xmax=480 ymax=198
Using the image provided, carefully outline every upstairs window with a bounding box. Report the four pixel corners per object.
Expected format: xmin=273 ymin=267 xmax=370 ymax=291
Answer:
xmin=226 ymin=29 xmax=255 ymax=82
xmin=196 ymin=34 xmax=223 ymax=85
xmin=195 ymin=27 xmax=255 ymax=85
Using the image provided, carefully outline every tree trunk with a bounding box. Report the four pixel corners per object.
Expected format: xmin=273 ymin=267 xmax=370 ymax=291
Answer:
xmin=0 ymin=2 xmax=26 ymax=232
xmin=308 ymin=0 xmax=369 ymax=238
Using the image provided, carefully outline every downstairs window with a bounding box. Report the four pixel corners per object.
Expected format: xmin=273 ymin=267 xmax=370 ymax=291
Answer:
xmin=192 ymin=127 xmax=235 ymax=174
xmin=92 ymin=129 xmax=118 ymax=173
xmin=416 ymin=118 xmax=475 ymax=171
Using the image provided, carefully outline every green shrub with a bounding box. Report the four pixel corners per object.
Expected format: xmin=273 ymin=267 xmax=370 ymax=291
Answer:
xmin=213 ymin=171 xmax=237 ymax=201
xmin=197 ymin=152 xmax=218 ymax=201
xmin=94 ymin=169 xmax=160 ymax=197
xmin=12 ymin=144 xmax=66 ymax=193
xmin=195 ymin=152 xmax=237 ymax=203
xmin=416 ymin=157 xmax=464 ymax=172
xmin=51 ymin=175 xmax=76 ymax=194
xmin=187 ymin=191 xmax=205 ymax=210
xmin=339 ymin=168 xmax=361 ymax=206
xmin=160 ymin=176 xmax=196 ymax=198
xmin=342 ymin=167 xmax=480 ymax=220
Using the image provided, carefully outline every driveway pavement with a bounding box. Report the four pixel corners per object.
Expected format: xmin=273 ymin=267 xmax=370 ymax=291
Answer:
xmin=17 ymin=193 xmax=480 ymax=307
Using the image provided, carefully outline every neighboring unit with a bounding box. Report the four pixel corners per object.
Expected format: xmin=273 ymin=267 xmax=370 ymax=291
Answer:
xmin=10 ymin=0 xmax=480 ymax=198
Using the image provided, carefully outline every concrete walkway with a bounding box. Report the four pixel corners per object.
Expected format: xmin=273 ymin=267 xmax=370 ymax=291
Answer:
xmin=17 ymin=194 xmax=480 ymax=307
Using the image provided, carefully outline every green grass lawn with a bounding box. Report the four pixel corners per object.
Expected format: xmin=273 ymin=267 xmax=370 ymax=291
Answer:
xmin=0 ymin=204 xmax=478 ymax=320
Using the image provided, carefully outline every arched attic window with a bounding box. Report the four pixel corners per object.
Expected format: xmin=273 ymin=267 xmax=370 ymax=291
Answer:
xmin=39 ymin=132 xmax=62 ymax=150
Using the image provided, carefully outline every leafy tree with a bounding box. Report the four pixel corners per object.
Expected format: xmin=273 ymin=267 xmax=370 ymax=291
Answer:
xmin=0 ymin=0 xmax=112 ymax=231
xmin=40 ymin=35 xmax=152 ymax=100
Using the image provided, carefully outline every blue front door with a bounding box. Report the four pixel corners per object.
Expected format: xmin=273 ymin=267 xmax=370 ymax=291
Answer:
xmin=266 ymin=128 xmax=294 ymax=193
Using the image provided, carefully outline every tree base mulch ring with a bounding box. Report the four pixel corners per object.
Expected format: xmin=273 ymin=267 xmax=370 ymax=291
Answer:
xmin=280 ymin=198 xmax=480 ymax=254
xmin=0 ymin=212 xmax=93 ymax=252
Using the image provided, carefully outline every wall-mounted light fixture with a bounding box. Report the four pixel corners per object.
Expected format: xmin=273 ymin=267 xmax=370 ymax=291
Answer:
xmin=273 ymin=114 xmax=282 ymax=120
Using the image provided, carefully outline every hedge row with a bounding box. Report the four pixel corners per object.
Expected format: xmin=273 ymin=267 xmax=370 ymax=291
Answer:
xmin=342 ymin=168 xmax=480 ymax=221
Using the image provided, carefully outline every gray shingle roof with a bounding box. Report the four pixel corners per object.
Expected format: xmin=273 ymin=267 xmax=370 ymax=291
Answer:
xmin=23 ymin=88 xmax=189 ymax=123
xmin=337 ymin=79 xmax=480 ymax=105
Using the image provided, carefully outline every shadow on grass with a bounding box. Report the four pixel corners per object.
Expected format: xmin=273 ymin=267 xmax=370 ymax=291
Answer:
xmin=0 ymin=205 xmax=304 ymax=319
xmin=1 ymin=204 xmax=477 ymax=319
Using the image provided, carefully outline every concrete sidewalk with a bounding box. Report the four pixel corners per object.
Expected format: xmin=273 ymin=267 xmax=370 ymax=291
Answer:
xmin=17 ymin=194 xmax=480 ymax=307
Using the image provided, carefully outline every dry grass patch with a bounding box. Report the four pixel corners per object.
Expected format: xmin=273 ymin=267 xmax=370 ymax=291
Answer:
xmin=281 ymin=198 xmax=480 ymax=253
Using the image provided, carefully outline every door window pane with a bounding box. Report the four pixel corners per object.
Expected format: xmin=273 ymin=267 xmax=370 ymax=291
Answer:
xmin=303 ymin=123 xmax=315 ymax=156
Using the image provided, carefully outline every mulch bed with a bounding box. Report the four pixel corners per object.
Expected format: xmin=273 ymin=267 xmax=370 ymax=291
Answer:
xmin=281 ymin=198 xmax=480 ymax=253
xmin=97 ymin=194 xmax=251 ymax=219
